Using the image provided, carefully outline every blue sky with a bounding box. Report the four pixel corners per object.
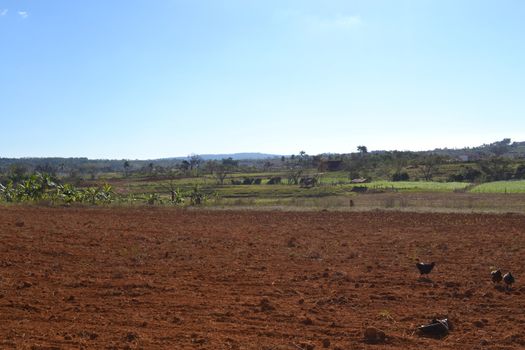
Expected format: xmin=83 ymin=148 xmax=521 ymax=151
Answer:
xmin=1 ymin=0 xmax=524 ymax=159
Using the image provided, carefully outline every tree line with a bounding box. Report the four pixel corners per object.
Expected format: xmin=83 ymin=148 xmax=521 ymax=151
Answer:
xmin=1 ymin=139 xmax=525 ymax=184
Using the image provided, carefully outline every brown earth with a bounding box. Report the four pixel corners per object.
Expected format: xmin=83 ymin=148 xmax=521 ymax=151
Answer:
xmin=0 ymin=206 xmax=524 ymax=349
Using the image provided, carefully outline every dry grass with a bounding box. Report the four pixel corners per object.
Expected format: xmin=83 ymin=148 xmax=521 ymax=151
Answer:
xmin=208 ymin=192 xmax=525 ymax=214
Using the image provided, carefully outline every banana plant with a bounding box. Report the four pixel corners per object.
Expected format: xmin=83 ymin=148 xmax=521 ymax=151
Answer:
xmin=98 ymin=184 xmax=114 ymax=204
xmin=146 ymin=193 xmax=161 ymax=205
xmin=189 ymin=185 xmax=207 ymax=205
xmin=17 ymin=175 xmax=44 ymax=200
xmin=0 ymin=182 xmax=15 ymax=202
xmin=83 ymin=187 xmax=100 ymax=205
xmin=55 ymin=183 xmax=82 ymax=203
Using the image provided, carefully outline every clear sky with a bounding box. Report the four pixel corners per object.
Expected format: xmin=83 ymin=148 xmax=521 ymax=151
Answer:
xmin=1 ymin=0 xmax=524 ymax=159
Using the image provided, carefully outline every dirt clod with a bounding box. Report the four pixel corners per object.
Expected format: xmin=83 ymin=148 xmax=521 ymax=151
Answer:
xmin=17 ymin=281 xmax=32 ymax=289
xmin=260 ymin=297 xmax=275 ymax=312
xmin=125 ymin=332 xmax=138 ymax=342
xmin=364 ymin=327 xmax=386 ymax=344
xmin=301 ymin=317 xmax=314 ymax=325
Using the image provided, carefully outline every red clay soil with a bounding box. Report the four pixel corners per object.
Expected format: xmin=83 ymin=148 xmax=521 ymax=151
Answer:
xmin=0 ymin=206 xmax=524 ymax=349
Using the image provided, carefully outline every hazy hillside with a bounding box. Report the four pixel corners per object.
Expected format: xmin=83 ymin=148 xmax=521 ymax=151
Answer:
xmin=1 ymin=139 xmax=524 ymax=178
xmin=429 ymin=139 xmax=525 ymax=159
xmin=168 ymin=153 xmax=282 ymax=161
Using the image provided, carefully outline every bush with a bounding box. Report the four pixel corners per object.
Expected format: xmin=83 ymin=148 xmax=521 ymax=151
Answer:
xmin=242 ymin=177 xmax=255 ymax=185
xmin=267 ymin=176 xmax=281 ymax=185
xmin=392 ymin=172 xmax=409 ymax=181
xmin=448 ymin=173 xmax=464 ymax=182
xmin=146 ymin=193 xmax=161 ymax=205
xmin=515 ymin=164 xmax=525 ymax=179
xmin=189 ymin=186 xmax=207 ymax=205
xmin=463 ymin=167 xmax=482 ymax=182
xmin=446 ymin=167 xmax=482 ymax=183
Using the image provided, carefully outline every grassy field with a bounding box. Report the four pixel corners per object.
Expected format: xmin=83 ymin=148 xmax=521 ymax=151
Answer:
xmin=92 ymin=174 xmax=525 ymax=196
xmin=469 ymin=180 xmax=525 ymax=193
xmin=74 ymin=172 xmax=525 ymax=213
xmin=209 ymin=192 xmax=525 ymax=213
xmin=341 ymin=180 xmax=469 ymax=192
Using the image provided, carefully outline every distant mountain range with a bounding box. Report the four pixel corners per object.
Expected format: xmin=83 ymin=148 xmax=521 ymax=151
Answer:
xmin=167 ymin=140 xmax=525 ymax=160
xmin=167 ymin=153 xmax=282 ymax=161
xmin=2 ymin=140 xmax=524 ymax=163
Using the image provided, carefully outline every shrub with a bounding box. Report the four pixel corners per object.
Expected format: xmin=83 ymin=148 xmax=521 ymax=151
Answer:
xmin=515 ymin=164 xmax=525 ymax=179
xmin=267 ymin=176 xmax=281 ymax=185
xmin=392 ymin=172 xmax=409 ymax=181
xmin=189 ymin=186 xmax=207 ymax=205
xmin=463 ymin=167 xmax=482 ymax=182
xmin=242 ymin=177 xmax=255 ymax=185
xmin=448 ymin=173 xmax=464 ymax=182
xmin=146 ymin=193 xmax=161 ymax=205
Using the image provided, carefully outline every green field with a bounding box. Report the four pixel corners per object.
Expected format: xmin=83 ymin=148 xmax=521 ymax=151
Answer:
xmin=3 ymin=170 xmax=525 ymax=213
xmin=344 ymin=180 xmax=470 ymax=192
xmin=469 ymin=180 xmax=525 ymax=193
xmin=100 ymin=175 xmax=525 ymax=198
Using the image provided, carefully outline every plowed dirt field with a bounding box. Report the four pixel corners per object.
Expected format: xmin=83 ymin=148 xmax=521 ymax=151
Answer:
xmin=0 ymin=206 xmax=524 ymax=349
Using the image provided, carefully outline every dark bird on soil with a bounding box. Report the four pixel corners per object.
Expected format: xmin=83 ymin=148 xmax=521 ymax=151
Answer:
xmin=503 ymin=272 xmax=515 ymax=289
xmin=491 ymin=269 xmax=503 ymax=284
xmin=416 ymin=262 xmax=435 ymax=275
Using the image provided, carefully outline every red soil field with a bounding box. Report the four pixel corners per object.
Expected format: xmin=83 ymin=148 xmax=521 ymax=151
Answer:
xmin=0 ymin=206 xmax=524 ymax=349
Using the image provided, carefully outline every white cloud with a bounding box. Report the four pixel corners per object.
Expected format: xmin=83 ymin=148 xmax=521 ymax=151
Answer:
xmin=0 ymin=9 xmax=8 ymax=16
xmin=18 ymin=11 xmax=28 ymax=19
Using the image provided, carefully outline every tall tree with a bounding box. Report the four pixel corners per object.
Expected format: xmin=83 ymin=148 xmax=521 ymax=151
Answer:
xmin=188 ymin=154 xmax=203 ymax=171
xmin=357 ymin=145 xmax=368 ymax=155
xmin=123 ymin=160 xmax=130 ymax=177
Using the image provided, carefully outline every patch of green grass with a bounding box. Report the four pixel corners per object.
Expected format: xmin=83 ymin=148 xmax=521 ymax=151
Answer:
xmin=469 ymin=180 xmax=525 ymax=193
xmin=342 ymin=181 xmax=469 ymax=192
xmin=108 ymin=174 xmax=472 ymax=197
xmin=213 ymin=195 xmax=356 ymax=209
xmin=213 ymin=184 xmax=347 ymax=198
xmin=318 ymin=171 xmax=352 ymax=183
